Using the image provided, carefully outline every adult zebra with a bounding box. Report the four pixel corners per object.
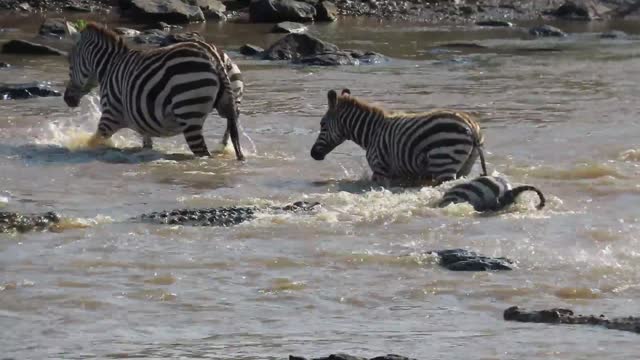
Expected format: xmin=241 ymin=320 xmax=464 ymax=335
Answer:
xmin=310 ymin=89 xmax=487 ymax=186
xmin=62 ymin=22 xmax=245 ymax=160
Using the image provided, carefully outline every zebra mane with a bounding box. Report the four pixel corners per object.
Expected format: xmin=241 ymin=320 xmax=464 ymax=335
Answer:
xmin=337 ymin=96 xmax=388 ymax=117
xmin=83 ymin=22 xmax=128 ymax=48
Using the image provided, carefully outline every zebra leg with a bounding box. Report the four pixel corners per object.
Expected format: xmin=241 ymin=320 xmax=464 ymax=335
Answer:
xmin=221 ymin=128 xmax=230 ymax=146
xmin=142 ymin=135 xmax=153 ymax=150
xmin=227 ymin=115 xmax=245 ymax=161
xmin=183 ymin=124 xmax=210 ymax=157
xmin=88 ymin=119 xmax=117 ymax=149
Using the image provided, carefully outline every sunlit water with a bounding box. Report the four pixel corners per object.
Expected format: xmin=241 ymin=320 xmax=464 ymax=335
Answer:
xmin=2 ymin=15 xmax=640 ymax=359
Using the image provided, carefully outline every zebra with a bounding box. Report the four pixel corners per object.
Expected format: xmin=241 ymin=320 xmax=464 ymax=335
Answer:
xmin=438 ymin=175 xmax=546 ymax=212
xmin=62 ymin=22 xmax=245 ymax=160
xmin=310 ymin=89 xmax=487 ymax=186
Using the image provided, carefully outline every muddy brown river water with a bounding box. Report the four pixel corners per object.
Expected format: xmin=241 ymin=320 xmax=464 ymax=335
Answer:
xmin=1 ymin=15 xmax=640 ymax=359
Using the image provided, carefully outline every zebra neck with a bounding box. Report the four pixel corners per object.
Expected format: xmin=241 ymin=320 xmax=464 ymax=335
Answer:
xmin=91 ymin=44 xmax=128 ymax=83
xmin=340 ymin=106 xmax=384 ymax=150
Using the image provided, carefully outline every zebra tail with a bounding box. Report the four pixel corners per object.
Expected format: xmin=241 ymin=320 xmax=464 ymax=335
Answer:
xmin=507 ymin=185 xmax=546 ymax=210
xmin=476 ymin=143 xmax=488 ymax=176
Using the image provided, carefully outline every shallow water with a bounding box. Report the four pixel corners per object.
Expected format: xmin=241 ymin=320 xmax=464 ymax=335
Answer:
xmin=2 ymin=16 xmax=640 ymax=359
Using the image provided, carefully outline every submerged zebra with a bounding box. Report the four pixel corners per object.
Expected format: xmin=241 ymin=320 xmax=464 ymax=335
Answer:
xmin=62 ymin=22 xmax=245 ymax=160
xmin=310 ymin=89 xmax=487 ymax=186
xmin=438 ymin=176 xmax=546 ymax=212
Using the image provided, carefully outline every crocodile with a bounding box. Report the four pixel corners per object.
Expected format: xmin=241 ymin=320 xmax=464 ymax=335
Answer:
xmin=504 ymin=306 xmax=640 ymax=334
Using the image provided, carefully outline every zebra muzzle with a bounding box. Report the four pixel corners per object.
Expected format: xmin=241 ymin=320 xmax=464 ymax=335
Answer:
xmin=63 ymin=88 xmax=81 ymax=108
xmin=310 ymin=146 xmax=326 ymax=160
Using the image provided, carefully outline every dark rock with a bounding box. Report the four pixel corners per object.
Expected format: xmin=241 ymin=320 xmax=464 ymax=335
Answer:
xmin=370 ymin=356 xmax=417 ymax=360
xmin=2 ymin=40 xmax=66 ymax=56
xmin=240 ymin=44 xmax=264 ymax=56
xmin=159 ymin=32 xmax=206 ymax=46
xmin=327 ymin=354 xmax=366 ymax=360
xmin=16 ymin=2 xmax=32 ymax=11
xmin=249 ymin=0 xmax=317 ymax=23
xmin=553 ymin=0 xmax=611 ymax=21
xmin=290 ymin=357 xmax=308 ymax=360
xmin=315 ymin=0 xmax=337 ymax=21
xmin=298 ymin=51 xmax=357 ymax=66
xmin=272 ymin=21 xmax=308 ymax=33
xmin=476 ymin=20 xmax=513 ymax=27
xmin=133 ymin=29 xmax=169 ymax=45
xmin=186 ymin=0 xmax=226 ymax=20
xmin=0 ymin=62 xmax=9 ymax=68
xmin=113 ymin=27 xmax=141 ymax=38
xmin=0 ymin=82 xmax=62 ymax=100
xmin=64 ymin=3 xmax=92 ymax=12
xmin=119 ymin=0 xmax=206 ymax=23
xmin=504 ymin=306 xmax=640 ymax=334
xmin=0 ymin=211 xmax=60 ymax=233
xmin=528 ymin=25 xmax=567 ymax=37
xmin=600 ymin=30 xmax=627 ymax=39
xmin=430 ymin=249 xmax=513 ymax=271
xmin=458 ymin=5 xmax=475 ymax=15
xmin=39 ymin=18 xmax=72 ymax=37
xmin=263 ymin=33 xmax=338 ymax=60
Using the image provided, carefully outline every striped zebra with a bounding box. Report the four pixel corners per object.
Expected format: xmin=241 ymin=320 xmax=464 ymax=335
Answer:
xmin=62 ymin=22 xmax=245 ymax=160
xmin=310 ymin=89 xmax=487 ymax=186
xmin=438 ymin=175 xmax=546 ymax=212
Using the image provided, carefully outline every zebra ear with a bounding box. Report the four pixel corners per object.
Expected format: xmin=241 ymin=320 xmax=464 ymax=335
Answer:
xmin=327 ymin=90 xmax=337 ymax=110
xmin=341 ymin=89 xmax=351 ymax=96
xmin=65 ymin=21 xmax=81 ymax=43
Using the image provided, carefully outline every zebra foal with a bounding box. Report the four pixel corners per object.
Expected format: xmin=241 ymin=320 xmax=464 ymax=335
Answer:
xmin=310 ymin=89 xmax=487 ymax=186
xmin=62 ymin=22 xmax=245 ymax=160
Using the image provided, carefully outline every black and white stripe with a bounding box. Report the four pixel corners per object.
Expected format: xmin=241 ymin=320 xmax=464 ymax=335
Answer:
xmin=438 ymin=176 xmax=546 ymax=212
xmin=63 ymin=22 xmax=245 ymax=160
xmin=310 ymin=89 xmax=487 ymax=185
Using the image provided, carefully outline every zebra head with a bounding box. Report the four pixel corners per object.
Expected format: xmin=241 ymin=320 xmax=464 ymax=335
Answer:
xmin=63 ymin=22 xmax=99 ymax=108
xmin=311 ymin=89 xmax=351 ymax=160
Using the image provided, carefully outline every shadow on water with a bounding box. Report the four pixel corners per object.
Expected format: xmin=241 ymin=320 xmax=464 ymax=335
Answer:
xmin=0 ymin=143 xmax=197 ymax=165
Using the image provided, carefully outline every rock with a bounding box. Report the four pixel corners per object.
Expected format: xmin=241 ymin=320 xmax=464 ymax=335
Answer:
xmin=249 ymin=0 xmax=317 ymax=23
xmin=39 ymin=18 xmax=73 ymax=37
xmin=119 ymin=0 xmax=206 ymax=23
xmin=553 ymin=0 xmax=611 ymax=21
xmin=370 ymin=356 xmax=417 ymax=360
xmin=600 ymin=30 xmax=627 ymax=39
xmin=528 ymin=25 xmax=567 ymax=37
xmin=0 ymin=82 xmax=62 ymax=100
xmin=113 ymin=27 xmax=141 ymax=38
xmin=263 ymin=33 xmax=338 ymax=60
xmin=315 ymin=0 xmax=337 ymax=21
xmin=133 ymin=29 xmax=169 ymax=45
xmin=0 ymin=211 xmax=60 ymax=233
xmin=16 ymin=2 xmax=31 ymax=11
xmin=291 ymin=355 xmax=416 ymax=360
xmin=239 ymin=44 xmax=264 ymax=56
xmin=504 ymin=306 xmax=640 ymax=334
xmin=298 ymin=51 xmax=358 ymax=66
xmin=458 ymin=5 xmax=475 ymax=15
xmin=352 ymin=51 xmax=387 ymax=64
xmin=158 ymin=32 xmax=206 ymax=47
xmin=64 ymin=3 xmax=92 ymax=12
xmin=2 ymin=40 xmax=66 ymax=56
xmin=430 ymin=249 xmax=513 ymax=271
xmin=0 ymin=62 xmax=9 ymax=68
xmin=186 ymin=0 xmax=227 ymax=20
xmin=149 ymin=21 xmax=183 ymax=31
xmin=272 ymin=21 xmax=308 ymax=33
xmin=475 ymin=20 xmax=513 ymax=27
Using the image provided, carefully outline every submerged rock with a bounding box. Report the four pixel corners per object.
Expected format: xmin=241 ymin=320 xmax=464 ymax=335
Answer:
xmin=239 ymin=43 xmax=264 ymax=56
xmin=39 ymin=18 xmax=74 ymax=37
xmin=600 ymin=30 xmax=628 ymax=39
xmin=0 ymin=62 xmax=9 ymax=68
xmin=0 ymin=83 xmax=62 ymax=100
xmin=528 ymin=25 xmax=567 ymax=37
xmin=119 ymin=0 xmax=205 ymax=23
xmin=504 ymin=306 xmax=640 ymax=334
xmin=290 ymin=354 xmax=417 ymax=360
xmin=0 ymin=211 xmax=60 ymax=233
xmin=2 ymin=40 xmax=66 ymax=56
xmin=272 ymin=21 xmax=308 ymax=34
xmin=429 ymin=249 xmax=513 ymax=271
xmin=263 ymin=33 xmax=338 ymax=61
xmin=249 ymin=0 xmax=317 ymax=22
xmin=475 ymin=20 xmax=513 ymax=27
xmin=298 ymin=51 xmax=357 ymax=66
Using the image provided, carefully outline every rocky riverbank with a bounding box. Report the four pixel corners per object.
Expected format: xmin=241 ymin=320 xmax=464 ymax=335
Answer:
xmin=0 ymin=0 xmax=638 ymax=24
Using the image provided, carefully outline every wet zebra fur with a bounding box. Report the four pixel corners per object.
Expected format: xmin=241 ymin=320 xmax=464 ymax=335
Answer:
xmin=310 ymin=89 xmax=487 ymax=186
xmin=438 ymin=176 xmax=546 ymax=212
xmin=62 ymin=22 xmax=244 ymax=160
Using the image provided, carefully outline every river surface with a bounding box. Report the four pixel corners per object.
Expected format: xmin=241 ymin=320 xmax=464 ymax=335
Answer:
xmin=1 ymin=14 xmax=640 ymax=359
